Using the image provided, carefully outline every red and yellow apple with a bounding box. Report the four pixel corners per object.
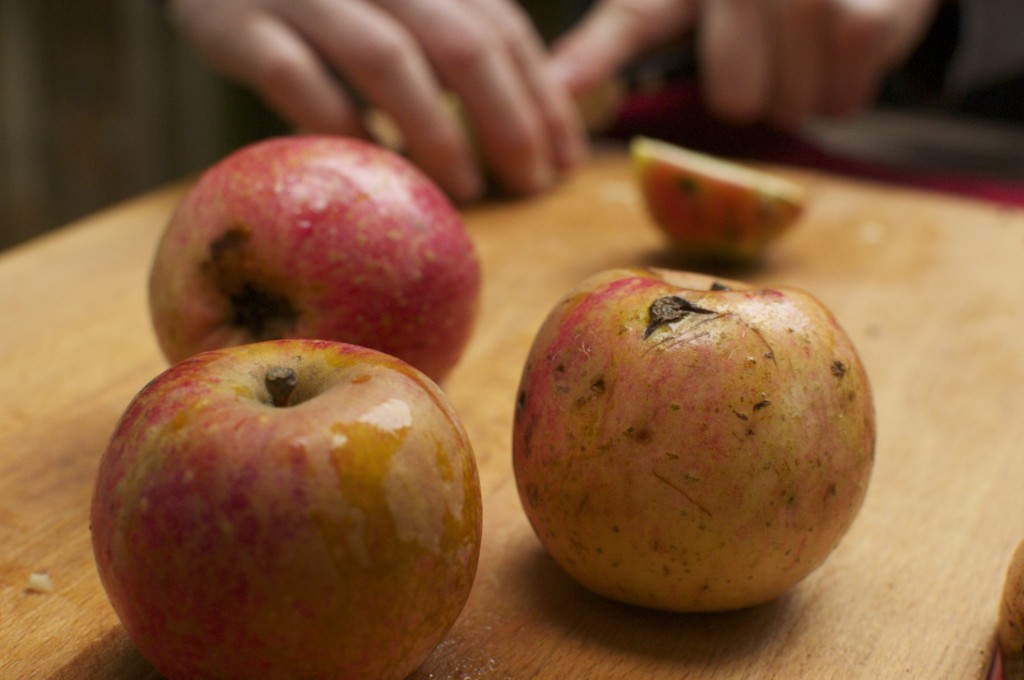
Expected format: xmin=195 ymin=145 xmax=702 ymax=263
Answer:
xmin=999 ymin=540 xmax=1024 ymax=680
xmin=148 ymin=135 xmax=481 ymax=383
xmin=90 ymin=339 xmax=482 ymax=680
xmin=512 ymin=267 xmax=875 ymax=612
xmin=631 ymin=136 xmax=806 ymax=260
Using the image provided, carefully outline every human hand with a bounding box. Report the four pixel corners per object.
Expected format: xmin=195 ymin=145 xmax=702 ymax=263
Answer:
xmin=550 ymin=0 xmax=942 ymax=127
xmin=166 ymin=0 xmax=586 ymax=202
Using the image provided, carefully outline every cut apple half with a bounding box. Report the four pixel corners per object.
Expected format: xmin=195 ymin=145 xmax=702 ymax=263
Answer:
xmin=631 ymin=135 xmax=807 ymax=260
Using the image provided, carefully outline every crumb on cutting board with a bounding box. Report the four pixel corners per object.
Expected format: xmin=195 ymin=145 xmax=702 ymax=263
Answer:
xmin=26 ymin=571 xmax=54 ymax=593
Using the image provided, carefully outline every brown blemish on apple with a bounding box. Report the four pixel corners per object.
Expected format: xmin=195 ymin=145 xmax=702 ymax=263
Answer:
xmin=757 ymin=192 xmax=782 ymax=221
xmin=525 ymin=483 xmax=541 ymax=509
xmin=204 ymin=227 xmax=299 ymax=341
xmin=831 ymin=360 xmax=847 ymax=378
xmin=753 ymin=395 xmax=772 ymax=411
xmin=265 ymin=366 xmax=298 ymax=407
xmin=643 ymin=295 xmax=716 ymax=339
xmin=710 ymin=281 xmax=731 ymax=291
xmin=676 ymin=176 xmax=701 ymax=196
xmin=652 ymin=471 xmax=712 ymax=517
xmin=624 ymin=425 xmax=652 ymax=443
xmin=519 ymin=421 xmax=534 ymax=458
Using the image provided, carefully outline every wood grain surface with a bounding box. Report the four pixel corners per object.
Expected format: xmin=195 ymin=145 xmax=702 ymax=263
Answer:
xmin=1 ymin=146 xmax=1022 ymax=679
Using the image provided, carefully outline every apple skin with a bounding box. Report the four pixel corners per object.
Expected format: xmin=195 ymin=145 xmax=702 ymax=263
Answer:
xmin=148 ymin=135 xmax=481 ymax=383
xmin=999 ymin=540 xmax=1024 ymax=680
xmin=90 ymin=339 xmax=482 ymax=680
xmin=631 ymin=136 xmax=806 ymax=260
xmin=512 ymin=267 xmax=875 ymax=612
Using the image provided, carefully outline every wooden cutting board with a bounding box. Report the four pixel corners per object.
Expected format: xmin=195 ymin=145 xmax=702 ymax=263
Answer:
xmin=2 ymin=146 xmax=1022 ymax=678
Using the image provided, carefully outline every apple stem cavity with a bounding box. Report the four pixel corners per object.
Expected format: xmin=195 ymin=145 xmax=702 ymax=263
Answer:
xmin=265 ymin=366 xmax=298 ymax=408
xmin=644 ymin=295 xmax=716 ymax=339
xmin=231 ymin=283 xmax=299 ymax=341
xmin=204 ymin=228 xmax=299 ymax=341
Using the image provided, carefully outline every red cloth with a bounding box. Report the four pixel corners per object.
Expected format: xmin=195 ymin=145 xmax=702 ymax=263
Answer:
xmin=605 ymin=81 xmax=1024 ymax=207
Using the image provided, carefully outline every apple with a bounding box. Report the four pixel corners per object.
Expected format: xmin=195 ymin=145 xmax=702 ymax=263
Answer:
xmin=148 ymin=135 xmax=481 ymax=383
xmin=999 ymin=540 xmax=1024 ymax=680
xmin=512 ymin=267 xmax=875 ymax=612
xmin=90 ymin=339 xmax=482 ymax=680
xmin=631 ymin=135 xmax=806 ymax=260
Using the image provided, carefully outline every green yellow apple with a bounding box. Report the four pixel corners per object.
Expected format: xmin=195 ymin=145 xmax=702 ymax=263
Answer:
xmin=148 ymin=135 xmax=481 ymax=383
xmin=512 ymin=267 xmax=875 ymax=612
xmin=631 ymin=136 xmax=806 ymax=260
xmin=90 ymin=339 xmax=482 ymax=680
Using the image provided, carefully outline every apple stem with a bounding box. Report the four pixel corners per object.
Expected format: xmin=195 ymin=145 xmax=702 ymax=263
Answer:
xmin=266 ymin=366 xmax=298 ymax=407
xmin=643 ymin=295 xmax=716 ymax=339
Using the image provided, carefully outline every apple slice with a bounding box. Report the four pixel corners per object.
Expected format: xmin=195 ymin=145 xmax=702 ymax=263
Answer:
xmin=631 ymin=135 xmax=806 ymax=260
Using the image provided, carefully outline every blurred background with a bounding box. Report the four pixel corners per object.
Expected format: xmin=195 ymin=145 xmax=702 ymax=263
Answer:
xmin=1 ymin=0 xmax=1022 ymax=253
xmin=0 ymin=0 xmax=285 ymax=251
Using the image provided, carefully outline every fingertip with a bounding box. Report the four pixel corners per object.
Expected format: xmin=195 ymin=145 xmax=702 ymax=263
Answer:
xmin=555 ymin=131 xmax=588 ymax=174
xmin=448 ymin=163 xmax=486 ymax=204
xmin=699 ymin=75 xmax=765 ymax=126
xmin=410 ymin=140 xmax=486 ymax=204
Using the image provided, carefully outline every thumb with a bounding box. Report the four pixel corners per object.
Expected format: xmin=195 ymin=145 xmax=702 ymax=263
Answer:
xmin=549 ymin=0 xmax=699 ymax=95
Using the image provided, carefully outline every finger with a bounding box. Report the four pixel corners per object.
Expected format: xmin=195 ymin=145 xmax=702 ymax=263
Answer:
xmin=699 ymin=0 xmax=772 ymax=123
xmin=171 ymin=5 xmax=363 ymax=135
xmin=824 ymin=0 xmax=941 ymax=117
xmin=382 ymin=0 xmax=558 ymax=195
xmin=768 ymin=0 xmax=828 ymax=127
xmin=466 ymin=0 xmax=586 ymax=173
xmin=873 ymin=0 xmax=941 ymax=66
xmin=822 ymin=2 xmax=890 ymax=117
xmin=550 ymin=0 xmax=699 ymax=95
xmin=282 ymin=0 xmax=483 ymax=201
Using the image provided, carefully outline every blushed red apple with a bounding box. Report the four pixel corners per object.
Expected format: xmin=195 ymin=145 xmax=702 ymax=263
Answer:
xmin=513 ymin=267 xmax=875 ymax=612
xmin=148 ymin=135 xmax=481 ymax=383
xmin=632 ymin=136 xmax=806 ymax=260
xmin=90 ymin=339 xmax=482 ymax=680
